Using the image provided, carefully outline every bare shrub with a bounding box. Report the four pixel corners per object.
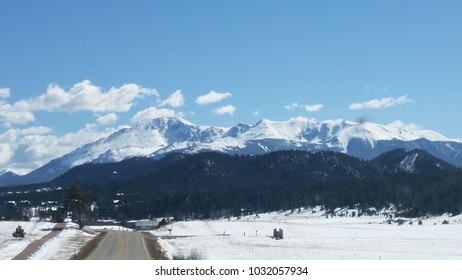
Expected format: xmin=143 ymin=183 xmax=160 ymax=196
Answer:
xmin=172 ymin=249 xmax=206 ymax=260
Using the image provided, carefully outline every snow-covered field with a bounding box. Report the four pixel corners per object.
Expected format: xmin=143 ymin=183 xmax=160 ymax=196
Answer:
xmin=0 ymin=219 xmax=56 ymax=260
xmin=154 ymin=208 xmax=462 ymax=260
xmin=2 ymin=209 xmax=462 ymax=260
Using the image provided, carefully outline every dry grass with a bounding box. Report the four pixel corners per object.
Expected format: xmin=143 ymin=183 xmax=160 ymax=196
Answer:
xmin=70 ymin=231 xmax=107 ymax=260
xmin=141 ymin=232 xmax=169 ymax=260
xmin=172 ymin=249 xmax=206 ymax=260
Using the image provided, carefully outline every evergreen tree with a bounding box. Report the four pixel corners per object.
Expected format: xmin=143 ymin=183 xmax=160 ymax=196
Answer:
xmin=62 ymin=183 xmax=92 ymax=230
xmin=12 ymin=225 xmax=25 ymax=239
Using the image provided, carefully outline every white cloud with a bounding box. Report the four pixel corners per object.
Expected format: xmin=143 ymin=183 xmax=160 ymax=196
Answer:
xmin=18 ymin=126 xmax=53 ymax=135
xmin=0 ymin=81 xmax=159 ymax=127
xmin=253 ymin=111 xmax=261 ymax=116
xmin=96 ymin=113 xmax=118 ymax=125
xmin=0 ymin=88 xmax=10 ymax=99
xmin=213 ymin=105 xmax=236 ymax=115
xmin=304 ymin=104 xmax=324 ymax=112
xmin=349 ymin=95 xmax=414 ymax=110
xmin=0 ymin=101 xmax=35 ymax=125
xmin=18 ymin=80 xmax=158 ymax=113
xmin=285 ymin=102 xmax=302 ymax=110
xmin=131 ymin=107 xmax=178 ymax=123
xmin=388 ymin=120 xmax=423 ymax=131
xmin=0 ymin=127 xmax=56 ymax=171
xmin=0 ymin=124 xmax=120 ymax=174
xmin=285 ymin=102 xmax=323 ymax=112
xmin=160 ymin=90 xmax=184 ymax=107
xmin=196 ymin=91 xmax=232 ymax=105
xmin=0 ymin=80 xmax=167 ymax=173
xmin=0 ymin=80 xmax=159 ymax=126
xmin=0 ymin=143 xmax=13 ymax=165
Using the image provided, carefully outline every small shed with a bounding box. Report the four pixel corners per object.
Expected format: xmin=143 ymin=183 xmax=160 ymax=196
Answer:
xmin=273 ymin=228 xmax=283 ymax=240
xmin=135 ymin=220 xmax=160 ymax=231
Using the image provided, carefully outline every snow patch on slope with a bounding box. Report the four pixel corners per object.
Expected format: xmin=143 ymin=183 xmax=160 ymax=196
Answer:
xmin=400 ymin=153 xmax=418 ymax=173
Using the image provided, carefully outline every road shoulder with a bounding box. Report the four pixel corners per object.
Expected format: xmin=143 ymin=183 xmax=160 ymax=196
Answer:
xmin=141 ymin=232 xmax=169 ymax=260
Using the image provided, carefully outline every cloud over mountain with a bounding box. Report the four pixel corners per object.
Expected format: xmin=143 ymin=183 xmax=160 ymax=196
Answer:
xmin=0 ymin=102 xmax=35 ymax=125
xmin=131 ymin=107 xmax=179 ymax=123
xmin=304 ymin=104 xmax=323 ymax=112
xmin=0 ymin=88 xmax=10 ymax=99
xmin=0 ymin=80 xmax=158 ymax=126
xmin=285 ymin=102 xmax=324 ymax=112
xmin=213 ymin=105 xmax=236 ymax=115
xmin=196 ymin=91 xmax=232 ymax=105
xmin=160 ymin=90 xmax=184 ymax=107
xmin=349 ymin=95 xmax=414 ymax=110
xmin=0 ymin=124 xmax=119 ymax=174
xmin=96 ymin=113 xmax=118 ymax=125
xmin=25 ymin=80 xmax=158 ymax=113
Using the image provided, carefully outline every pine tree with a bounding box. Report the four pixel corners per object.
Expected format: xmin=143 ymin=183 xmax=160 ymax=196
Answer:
xmin=12 ymin=225 xmax=25 ymax=239
xmin=62 ymin=183 xmax=92 ymax=230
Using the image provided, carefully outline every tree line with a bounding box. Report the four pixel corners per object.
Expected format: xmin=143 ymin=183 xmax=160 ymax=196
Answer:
xmin=1 ymin=149 xmax=462 ymax=222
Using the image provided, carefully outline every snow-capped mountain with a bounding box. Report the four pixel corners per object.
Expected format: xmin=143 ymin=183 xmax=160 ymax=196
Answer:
xmin=2 ymin=116 xmax=462 ymax=187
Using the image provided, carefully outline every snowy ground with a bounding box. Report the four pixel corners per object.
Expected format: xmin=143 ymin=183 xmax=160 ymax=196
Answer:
xmin=154 ymin=207 xmax=462 ymax=260
xmin=0 ymin=218 xmax=138 ymax=260
xmin=2 ymin=209 xmax=462 ymax=260
xmin=28 ymin=223 xmax=96 ymax=260
xmin=0 ymin=219 xmax=57 ymax=260
xmin=0 ymin=219 xmax=99 ymax=260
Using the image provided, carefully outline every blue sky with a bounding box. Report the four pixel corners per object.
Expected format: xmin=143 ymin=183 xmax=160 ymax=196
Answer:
xmin=1 ymin=1 xmax=462 ymax=173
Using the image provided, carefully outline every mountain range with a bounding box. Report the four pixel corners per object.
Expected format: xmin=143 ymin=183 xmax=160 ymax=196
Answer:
xmin=2 ymin=116 xmax=462 ymax=187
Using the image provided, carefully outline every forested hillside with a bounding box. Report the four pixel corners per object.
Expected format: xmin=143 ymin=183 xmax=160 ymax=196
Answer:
xmin=1 ymin=149 xmax=462 ymax=220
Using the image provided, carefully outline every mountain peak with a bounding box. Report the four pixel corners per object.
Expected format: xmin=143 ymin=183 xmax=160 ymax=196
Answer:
xmin=0 ymin=169 xmax=18 ymax=177
xmin=145 ymin=116 xmax=195 ymax=127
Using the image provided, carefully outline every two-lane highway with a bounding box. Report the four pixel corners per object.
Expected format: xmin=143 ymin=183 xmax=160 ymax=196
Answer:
xmin=86 ymin=231 xmax=152 ymax=260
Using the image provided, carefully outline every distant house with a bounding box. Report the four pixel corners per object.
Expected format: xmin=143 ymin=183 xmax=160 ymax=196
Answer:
xmin=135 ymin=220 xmax=160 ymax=230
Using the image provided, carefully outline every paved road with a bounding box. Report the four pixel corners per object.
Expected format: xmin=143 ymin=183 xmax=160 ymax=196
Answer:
xmin=85 ymin=231 xmax=152 ymax=260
